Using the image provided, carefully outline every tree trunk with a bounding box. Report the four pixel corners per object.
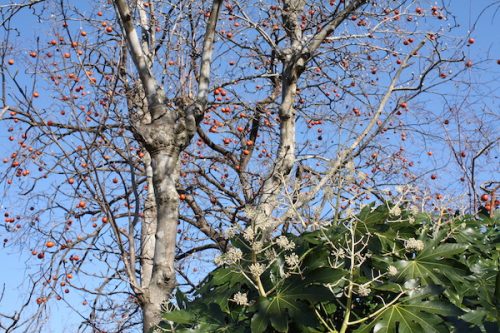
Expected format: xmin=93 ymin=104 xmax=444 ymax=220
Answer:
xmin=141 ymin=154 xmax=156 ymax=289
xmin=142 ymin=151 xmax=180 ymax=332
xmin=114 ymin=0 xmax=222 ymax=329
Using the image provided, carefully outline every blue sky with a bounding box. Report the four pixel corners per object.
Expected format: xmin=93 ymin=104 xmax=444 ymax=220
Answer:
xmin=0 ymin=1 xmax=499 ymax=332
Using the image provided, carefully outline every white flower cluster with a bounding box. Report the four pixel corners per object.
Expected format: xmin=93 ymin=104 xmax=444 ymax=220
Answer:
xmin=243 ymin=227 xmax=255 ymax=241
xmin=231 ymin=291 xmax=249 ymax=306
xmin=345 ymin=208 xmax=355 ymax=218
xmin=332 ymin=247 xmax=346 ymax=259
xmin=285 ymin=254 xmax=300 ymax=269
xmin=226 ymin=247 xmax=243 ymax=264
xmin=249 ymin=263 xmax=265 ymax=278
xmin=264 ymin=249 xmax=277 ymax=261
xmin=409 ymin=205 xmax=420 ymax=215
xmin=214 ymin=255 xmax=224 ymax=266
xmin=396 ymin=184 xmax=415 ymax=194
xmin=225 ymin=225 xmax=240 ymax=239
xmin=357 ymin=284 xmax=371 ymax=297
xmin=405 ymin=238 xmax=425 ymax=252
xmin=387 ymin=265 xmax=398 ymax=276
xmin=275 ymin=236 xmax=295 ymax=251
xmin=252 ymin=241 xmax=263 ymax=252
xmin=389 ymin=205 xmax=402 ymax=216
xmin=244 ymin=206 xmax=273 ymax=231
xmin=214 ymin=247 xmax=243 ymax=266
xmin=244 ymin=206 xmax=258 ymax=220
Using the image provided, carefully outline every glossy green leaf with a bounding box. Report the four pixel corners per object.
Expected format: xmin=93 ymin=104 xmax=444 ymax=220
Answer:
xmin=303 ymin=267 xmax=347 ymax=284
xmin=354 ymin=302 xmax=450 ymax=333
xmin=418 ymin=243 xmax=468 ymax=261
xmin=211 ymin=268 xmax=243 ymax=287
xmin=163 ymin=310 xmax=196 ymax=324
xmin=250 ymin=312 xmax=268 ymax=333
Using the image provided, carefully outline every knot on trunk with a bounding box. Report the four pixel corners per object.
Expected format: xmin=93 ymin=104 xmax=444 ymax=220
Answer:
xmin=136 ymin=123 xmax=175 ymax=156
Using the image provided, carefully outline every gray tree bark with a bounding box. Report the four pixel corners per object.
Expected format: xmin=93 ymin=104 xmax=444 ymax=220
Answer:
xmin=113 ymin=0 xmax=222 ymax=331
xmin=258 ymin=0 xmax=369 ymax=234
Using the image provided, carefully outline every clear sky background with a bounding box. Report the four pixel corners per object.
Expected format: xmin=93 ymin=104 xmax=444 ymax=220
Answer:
xmin=0 ymin=1 xmax=499 ymax=332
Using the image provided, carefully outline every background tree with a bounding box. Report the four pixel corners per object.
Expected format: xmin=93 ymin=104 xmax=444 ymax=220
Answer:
xmin=0 ymin=0 xmax=498 ymax=332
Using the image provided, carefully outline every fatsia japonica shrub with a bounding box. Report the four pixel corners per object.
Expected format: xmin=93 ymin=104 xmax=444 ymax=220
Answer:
xmin=160 ymin=203 xmax=499 ymax=333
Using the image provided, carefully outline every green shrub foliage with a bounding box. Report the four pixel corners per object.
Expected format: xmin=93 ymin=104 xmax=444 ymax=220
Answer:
xmin=161 ymin=204 xmax=499 ymax=332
